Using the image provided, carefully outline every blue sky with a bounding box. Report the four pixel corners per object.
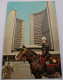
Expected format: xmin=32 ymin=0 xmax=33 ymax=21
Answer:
xmin=6 ymin=1 xmax=56 ymax=45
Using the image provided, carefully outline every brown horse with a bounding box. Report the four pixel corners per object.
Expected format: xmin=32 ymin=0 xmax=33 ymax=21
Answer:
xmin=15 ymin=46 xmax=62 ymax=79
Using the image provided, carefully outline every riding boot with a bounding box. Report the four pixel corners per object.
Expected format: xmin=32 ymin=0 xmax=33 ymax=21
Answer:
xmin=43 ymin=63 xmax=47 ymax=77
xmin=45 ymin=53 xmax=50 ymax=61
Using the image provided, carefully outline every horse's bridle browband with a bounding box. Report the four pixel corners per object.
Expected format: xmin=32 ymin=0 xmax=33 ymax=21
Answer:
xmin=16 ymin=48 xmax=27 ymax=60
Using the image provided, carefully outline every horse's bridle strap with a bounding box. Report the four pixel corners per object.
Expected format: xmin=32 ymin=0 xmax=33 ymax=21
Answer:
xmin=21 ymin=55 xmax=39 ymax=59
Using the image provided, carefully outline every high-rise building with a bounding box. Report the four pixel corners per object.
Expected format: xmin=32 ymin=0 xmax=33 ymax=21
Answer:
xmin=3 ymin=10 xmax=25 ymax=55
xmin=12 ymin=18 xmax=25 ymax=51
xmin=30 ymin=1 xmax=59 ymax=51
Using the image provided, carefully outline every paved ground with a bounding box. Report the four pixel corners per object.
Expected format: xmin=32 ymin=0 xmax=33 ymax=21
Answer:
xmin=2 ymin=61 xmax=61 ymax=79
xmin=11 ymin=61 xmax=34 ymax=79
xmin=2 ymin=61 xmax=48 ymax=79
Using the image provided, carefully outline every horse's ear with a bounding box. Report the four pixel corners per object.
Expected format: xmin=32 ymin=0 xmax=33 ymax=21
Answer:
xmin=24 ymin=45 xmax=26 ymax=48
xmin=22 ymin=44 xmax=26 ymax=48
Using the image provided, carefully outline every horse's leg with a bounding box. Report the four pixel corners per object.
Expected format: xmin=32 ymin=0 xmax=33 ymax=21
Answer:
xmin=56 ymin=63 xmax=62 ymax=78
xmin=54 ymin=72 xmax=62 ymax=78
xmin=56 ymin=63 xmax=62 ymax=76
xmin=34 ymin=75 xmax=42 ymax=79
xmin=34 ymin=73 xmax=42 ymax=79
xmin=59 ymin=63 xmax=62 ymax=76
xmin=58 ymin=67 xmax=62 ymax=76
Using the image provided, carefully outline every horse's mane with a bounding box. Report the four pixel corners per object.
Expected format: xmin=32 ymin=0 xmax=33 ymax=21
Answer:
xmin=28 ymin=49 xmax=37 ymax=55
xmin=19 ymin=48 xmax=37 ymax=55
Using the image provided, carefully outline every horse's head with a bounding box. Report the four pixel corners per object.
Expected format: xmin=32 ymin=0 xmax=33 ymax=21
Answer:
xmin=15 ymin=45 xmax=28 ymax=61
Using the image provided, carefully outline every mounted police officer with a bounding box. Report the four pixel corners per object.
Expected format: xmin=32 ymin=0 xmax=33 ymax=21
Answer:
xmin=41 ymin=36 xmax=50 ymax=61
xmin=42 ymin=37 xmax=49 ymax=55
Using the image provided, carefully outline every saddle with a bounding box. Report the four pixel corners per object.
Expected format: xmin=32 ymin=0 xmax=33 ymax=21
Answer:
xmin=45 ymin=56 xmax=60 ymax=67
xmin=39 ymin=54 xmax=60 ymax=67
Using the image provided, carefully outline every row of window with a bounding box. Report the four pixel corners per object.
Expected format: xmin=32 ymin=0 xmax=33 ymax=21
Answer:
xmin=34 ymin=37 xmax=42 ymax=40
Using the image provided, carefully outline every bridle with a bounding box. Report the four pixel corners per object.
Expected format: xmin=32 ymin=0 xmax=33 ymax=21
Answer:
xmin=16 ymin=48 xmax=27 ymax=60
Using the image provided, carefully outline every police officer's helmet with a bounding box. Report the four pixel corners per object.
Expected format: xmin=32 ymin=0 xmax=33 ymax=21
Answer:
xmin=42 ymin=36 xmax=46 ymax=41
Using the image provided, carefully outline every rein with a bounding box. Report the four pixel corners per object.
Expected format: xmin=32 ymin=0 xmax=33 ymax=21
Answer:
xmin=17 ymin=48 xmax=60 ymax=67
xmin=21 ymin=55 xmax=45 ymax=67
xmin=21 ymin=55 xmax=39 ymax=59
xmin=21 ymin=55 xmax=60 ymax=67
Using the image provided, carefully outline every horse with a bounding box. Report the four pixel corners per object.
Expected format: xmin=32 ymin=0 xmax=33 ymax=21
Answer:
xmin=15 ymin=46 xmax=62 ymax=79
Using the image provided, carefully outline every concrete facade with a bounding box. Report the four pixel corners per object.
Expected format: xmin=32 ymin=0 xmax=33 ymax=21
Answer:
xmin=30 ymin=1 xmax=60 ymax=51
xmin=30 ymin=15 xmax=34 ymax=45
xmin=47 ymin=2 xmax=59 ymax=51
xmin=3 ymin=10 xmax=25 ymax=55
xmin=12 ymin=18 xmax=25 ymax=50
